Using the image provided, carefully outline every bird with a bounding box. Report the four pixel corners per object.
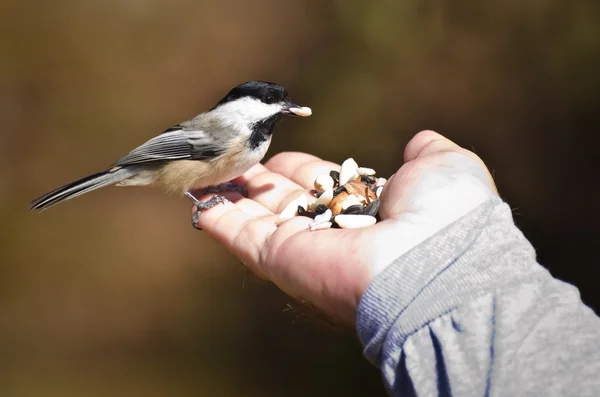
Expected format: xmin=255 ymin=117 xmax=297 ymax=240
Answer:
xmin=30 ymin=81 xmax=312 ymax=228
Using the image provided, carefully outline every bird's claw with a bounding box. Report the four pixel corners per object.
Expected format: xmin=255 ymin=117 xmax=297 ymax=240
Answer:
xmin=185 ymin=192 xmax=228 ymax=231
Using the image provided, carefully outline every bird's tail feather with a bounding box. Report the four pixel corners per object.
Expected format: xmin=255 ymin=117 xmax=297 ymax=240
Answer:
xmin=30 ymin=167 xmax=137 ymax=211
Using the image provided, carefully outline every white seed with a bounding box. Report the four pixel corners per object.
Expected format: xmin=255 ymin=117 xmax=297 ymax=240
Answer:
xmin=310 ymin=187 xmax=333 ymax=210
xmin=375 ymin=186 xmax=384 ymax=197
xmin=289 ymin=106 xmax=312 ymax=117
xmin=357 ymin=167 xmax=376 ymax=176
xmin=334 ymin=214 xmax=377 ymax=229
xmin=311 ymin=209 xmax=333 ymax=225
xmin=341 ymin=194 xmax=362 ymax=210
xmin=339 ymin=158 xmax=359 ymax=185
xmin=314 ymin=174 xmax=335 ymax=192
xmin=376 ymin=177 xmax=387 ymax=187
xmin=277 ymin=194 xmax=308 ymax=224
xmin=310 ymin=221 xmax=332 ymax=231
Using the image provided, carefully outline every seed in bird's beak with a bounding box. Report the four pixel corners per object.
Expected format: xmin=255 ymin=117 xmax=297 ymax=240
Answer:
xmin=288 ymin=106 xmax=312 ymax=117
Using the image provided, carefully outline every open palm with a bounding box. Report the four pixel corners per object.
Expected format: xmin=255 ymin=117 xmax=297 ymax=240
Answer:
xmin=195 ymin=131 xmax=498 ymax=326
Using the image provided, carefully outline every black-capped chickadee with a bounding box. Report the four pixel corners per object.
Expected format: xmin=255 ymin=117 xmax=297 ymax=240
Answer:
xmin=30 ymin=81 xmax=312 ymax=228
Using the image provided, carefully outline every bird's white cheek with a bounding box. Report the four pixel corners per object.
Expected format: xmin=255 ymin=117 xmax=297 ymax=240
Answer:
xmin=215 ymin=97 xmax=282 ymax=124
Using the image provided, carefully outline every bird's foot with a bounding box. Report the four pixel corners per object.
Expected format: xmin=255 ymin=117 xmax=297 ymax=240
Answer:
xmin=202 ymin=182 xmax=248 ymax=196
xmin=185 ymin=192 xmax=228 ymax=230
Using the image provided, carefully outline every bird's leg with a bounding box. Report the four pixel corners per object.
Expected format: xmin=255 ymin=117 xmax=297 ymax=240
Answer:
xmin=202 ymin=182 xmax=248 ymax=196
xmin=184 ymin=192 xmax=228 ymax=230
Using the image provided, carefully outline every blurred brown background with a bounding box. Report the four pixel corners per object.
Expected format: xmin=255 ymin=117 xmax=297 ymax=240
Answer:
xmin=1 ymin=0 xmax=599 ymax=395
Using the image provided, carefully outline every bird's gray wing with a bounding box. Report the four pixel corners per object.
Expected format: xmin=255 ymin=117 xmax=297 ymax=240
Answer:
xmin=112 ymin=126 xmax=224 ymax=167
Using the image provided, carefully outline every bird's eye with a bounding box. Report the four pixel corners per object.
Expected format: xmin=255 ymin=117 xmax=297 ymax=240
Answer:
xmin=266 ymin=95 xmax=274 ymax=103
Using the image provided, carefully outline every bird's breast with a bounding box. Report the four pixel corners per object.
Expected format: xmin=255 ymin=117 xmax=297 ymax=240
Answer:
xmin=155 ymin=136 xmax=272 ymax=194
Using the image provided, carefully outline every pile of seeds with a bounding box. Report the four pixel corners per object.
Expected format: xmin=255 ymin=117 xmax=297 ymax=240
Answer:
xmin=277 ymin=158 xmax=387 ymax=230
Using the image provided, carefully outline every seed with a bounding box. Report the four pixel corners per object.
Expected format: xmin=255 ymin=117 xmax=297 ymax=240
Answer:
xmin=277 ymin=194 xmax=308 ymax=224
xmin=314 ymin=174 xmax=335 ymax=192
xmin=314 ymin=204 xmax=329 ymax=214
xmin=364 ymin=199 xmax=380 ymax=217
xmin=333 ymin=185 xmax=347 ymax=197
xmin=341 ymin=204 xmax=364 ymax=215
xmin=310 ymin=221 xmax=332 ymax=231
xmin=339 ymin=158 xmax=359 ymax=185
xmin=289 ymin=106 xmax=312 ymax=117
xmin=344 ymin=180 xmax=376 ymax=202
xmin=297 ymin=206 xmax=317 ymax=219
xmin=341 ymin=194 xmax=362 ymax=210
xmin=311 ymin=187 xmax=333 ymax=210
xmin=334 ymin=214 xmax=377 ymax=229
xmin=328 ymin=191 xmax=349 ymax=215
xmin=329 ymin=170 xmax=340 ymax=185
xmin=312 ymin=209 xmax=332 ymax=225
xmin=361 ymin=175 xmax=377 ymax=185
xmin=376 ymin=177 xmax=387 ymax=187
xmin=357 ymin=167 xmax=376 ymax=176
xmin=375 ymin=186 xmax=384 ymax=197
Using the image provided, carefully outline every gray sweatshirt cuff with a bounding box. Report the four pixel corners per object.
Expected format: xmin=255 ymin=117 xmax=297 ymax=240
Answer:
xmin=356 ymin=197 xmax=548 ymax=366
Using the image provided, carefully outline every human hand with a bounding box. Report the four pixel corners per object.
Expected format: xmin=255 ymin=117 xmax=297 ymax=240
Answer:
xmin=194 ymin=131 xmax=498 ymax=327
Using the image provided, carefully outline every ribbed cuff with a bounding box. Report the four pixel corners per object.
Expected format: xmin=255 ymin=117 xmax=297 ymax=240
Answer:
xmin=357 ymin=197 xmax=545 ymax=366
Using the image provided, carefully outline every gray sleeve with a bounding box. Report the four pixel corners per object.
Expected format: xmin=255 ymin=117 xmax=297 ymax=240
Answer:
xmin=357 ymin=197 xmax=600 ymax=396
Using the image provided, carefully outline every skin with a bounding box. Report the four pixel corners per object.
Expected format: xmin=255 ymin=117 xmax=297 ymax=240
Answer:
xmin=194 ymin=130 xmax=499 ymax=327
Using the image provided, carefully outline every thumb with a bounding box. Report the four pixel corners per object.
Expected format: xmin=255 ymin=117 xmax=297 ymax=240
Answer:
xmin=404 ymin=130 xmax=462 ymax=163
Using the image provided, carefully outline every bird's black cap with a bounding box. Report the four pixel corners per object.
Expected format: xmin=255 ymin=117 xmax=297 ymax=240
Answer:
xmin=215 ymin=81 xmax=289 ymax=107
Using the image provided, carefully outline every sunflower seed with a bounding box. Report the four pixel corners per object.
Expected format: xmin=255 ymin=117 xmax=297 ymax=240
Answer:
xmin=334 ymin=214 xmax=377 ymax=229
xmin=376 ymin=177 xmax=387 ymax=187
xmin=311 ymin=187 xmax=333 ymax=210
xmin=310 ymin=221 xmax=332 ymax=231
xmin=312 ymin=209 xmax=332 ymax=225
xmin=341 ymin=194 xmax=362 ymax=210
xmin=277 ymin=194 xmax=308 ymax=224
xmin=361 ymin=175 xmax=377 ymax=185
xmin=357 ymin=167 xmax=376 ymax=176
xmin=329 ymin=170 xmax=340 ymax=185
xmin=297 ymin=206 xmax=317 ymax=219
xmin=375 ymin=186 xmax=384 ymax=197
xmin=333 ymin=185 xmax=347 ymax=197
xmin=314 ymin=174 xmax=335 ymax=192
xmin=339 ymin=158 xmax=359 ymax=185
xmin=364 ymin=199 xmax=380 ymax=217
xmin=314 ymin=204 xmax=329 ymax=214
xmin=341 ymin=204 xmax=365 ymax=215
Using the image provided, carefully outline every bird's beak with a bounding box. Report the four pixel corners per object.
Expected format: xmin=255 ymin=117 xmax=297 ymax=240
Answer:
xmin=282 ymin=100 xmax=312 ymax=117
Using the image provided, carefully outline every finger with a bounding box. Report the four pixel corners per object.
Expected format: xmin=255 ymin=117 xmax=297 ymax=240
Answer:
xmin=230 ymin=163 xmax=270 ymax=185
xmin=231 ymin=163 xmax=306 ymax=212
xmin=262 ymin=220 xmax=373 ymax=321
xmin=194 ymin=197 xmax=275 ymax=279
xmin=243 ymin=170 xmax=308 ymax=213
xmin=403 ymin=130 xmax=461 ymax=163
xmin=403 ymin=130 xmax=497 ymax=192
xmin=266 ymin=152 xmax=340 ymax=189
